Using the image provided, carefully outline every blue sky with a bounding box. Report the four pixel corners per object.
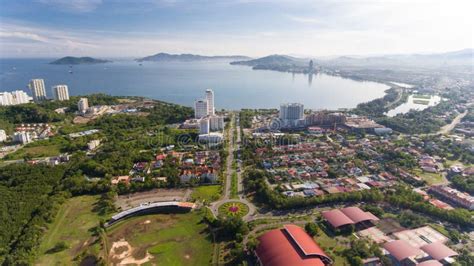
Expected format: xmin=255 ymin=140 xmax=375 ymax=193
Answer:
xmin=0 ymin=0 xmax=473 ymax=58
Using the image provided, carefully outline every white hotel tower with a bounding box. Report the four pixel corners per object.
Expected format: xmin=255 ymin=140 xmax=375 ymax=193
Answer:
xmin=205 ymin=89 xmax=215 ymax=115
xmin=52 ymin=85 xmax=70 ymax=101
xmin=194 ymin=99 xmax=208 ymax=119
xmin=29 ymin=79 xmax=47 ymax=102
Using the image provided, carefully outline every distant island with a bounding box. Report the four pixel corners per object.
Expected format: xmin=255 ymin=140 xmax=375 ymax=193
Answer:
xmin=136 ymin=53 xmax=251 ymax=62
xmin=230 ymin=54 xmax=315 ymax=73
xmin=50 ymin=56 xmax=111 ymax=65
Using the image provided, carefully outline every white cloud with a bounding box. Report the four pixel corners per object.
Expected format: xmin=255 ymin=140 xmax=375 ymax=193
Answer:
xmin=1 ymin=0 xmax=473 ymax=57
xmin=37 ymin=0 xmax=103 ymax=12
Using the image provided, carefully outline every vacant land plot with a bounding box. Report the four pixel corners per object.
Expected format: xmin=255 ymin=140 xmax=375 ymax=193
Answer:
xmin=106 ymin=211 xmax=213 ymax=266
xmin=191 ymin=185 xmax=221 ymax=202
xmin=5 ymin=144 xmax=62 ymax=160
xmin=115 ymin=188 xmax=191 ymax=210
xmin=414 ymin=169 xmax=447 ymax=185
xmin=36 ymin=195 xmax=103 ymax=265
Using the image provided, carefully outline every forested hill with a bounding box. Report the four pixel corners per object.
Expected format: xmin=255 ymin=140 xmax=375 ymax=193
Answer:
xmin=50 ymin=56 xmax=111 ymax=65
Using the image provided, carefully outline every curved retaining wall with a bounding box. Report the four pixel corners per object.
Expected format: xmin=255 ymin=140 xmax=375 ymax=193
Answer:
xmin=105 ymin=201 xmax=196 ymax=227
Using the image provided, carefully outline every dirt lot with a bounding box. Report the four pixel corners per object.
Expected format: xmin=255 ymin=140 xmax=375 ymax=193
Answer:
xmin=115 ymin=188 xmax=191 ymax=210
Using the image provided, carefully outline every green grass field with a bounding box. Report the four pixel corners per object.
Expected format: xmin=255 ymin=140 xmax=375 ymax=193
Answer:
xmin=412 ymin=94 xmax=432 ymax=99
xmin=106 ymin=210 xmax=213 ymax=266
xmin=36 ymin=195 xmax=103 ymax=265
xmin=4 ymin=144 xmax=62 ymax=160
xmin=315 ymin=228 xmax=350 ymax=266
xmin=413 ymin=99 xmax=430 ymax=105
xmin=414 ymin=169 xmax=447 ymax=185
xmin=230 ymin=172 xmax=238 ymax=199
xmin=191 ymin=185 xmax=221 ymax=202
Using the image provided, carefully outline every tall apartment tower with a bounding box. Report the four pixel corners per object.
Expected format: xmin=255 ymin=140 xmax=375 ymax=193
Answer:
xmin=29 ymin=79 xmax=47 ymax=102
xmin=78 ymin=98 xmax=89 ymax=113
xmin=52 ymin=85 xmax=70 ymax=101
xmin=199 ymin=118 xmax=210 ymax=134
xmin=205 ymin=89 xmax=215 ymax=115
xmin=194 ymin=99 xmax=208 ymax=119
xmin=279 ymin=103 xmax=304 ymax=120
xmin=12 ymin=90 xmax=29 ymax=104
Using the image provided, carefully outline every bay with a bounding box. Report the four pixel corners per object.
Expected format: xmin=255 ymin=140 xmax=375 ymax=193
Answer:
xmin=0 ymin=59 xmax=389 ymax=110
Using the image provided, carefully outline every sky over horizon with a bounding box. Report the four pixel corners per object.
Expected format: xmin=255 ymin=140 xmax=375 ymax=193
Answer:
xmin=0 ymin=0 xmax=473 ymax=58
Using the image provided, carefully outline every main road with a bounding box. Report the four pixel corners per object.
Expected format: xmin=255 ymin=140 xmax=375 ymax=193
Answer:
xmin=210 ymin=112 xmax=256 ymax=220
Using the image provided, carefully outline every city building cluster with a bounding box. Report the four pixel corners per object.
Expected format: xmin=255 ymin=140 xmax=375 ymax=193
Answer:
xmin=111 ymin=148 xmax=221 ymax=186
xmin=1 ymin=79 xmax=70 ymax=106
xmin=319 ymin=206 xmax=460 ymax=265
xmin=188 ymin=89 xmax=225 ymax=143
xmin=0 ymin=90 xmax=30 ymax=106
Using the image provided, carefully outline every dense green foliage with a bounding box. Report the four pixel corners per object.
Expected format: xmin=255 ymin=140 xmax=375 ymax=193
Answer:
xmin=0 ymin=163 xmax=69 ymax=264
xmin=0 ymin=96 xmax=196 ymax=263
xmin=304 ymin=222 xmax=319 ymax=236
xmin=450 ymin=175 xmax=474 ymax=194
xmin=342 ymin=239 xmax=388 ymax=266
xmin=0 ymin=94 xmax=120 ymax=135
xmin=354 ymin=87 xmax=401 ymax=117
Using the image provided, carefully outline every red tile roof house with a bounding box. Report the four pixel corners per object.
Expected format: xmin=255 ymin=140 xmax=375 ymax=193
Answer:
xmin=256 ymin=224 xmax=332 ymax=266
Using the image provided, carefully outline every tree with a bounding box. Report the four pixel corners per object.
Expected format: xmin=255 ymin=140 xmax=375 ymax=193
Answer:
xmin=305 ymin=222 xmax=319 ymax=236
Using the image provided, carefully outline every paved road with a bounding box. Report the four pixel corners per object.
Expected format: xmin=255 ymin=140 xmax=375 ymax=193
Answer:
xmin=384 ymin=88 xmax=405 ymax=109
xmin=223 ymin=114 xmax=235 ymax=199
xmin=437 ymin=110 xmax=468 ymax=135
xmin=209 ymin=113 xmax=257 ymax=221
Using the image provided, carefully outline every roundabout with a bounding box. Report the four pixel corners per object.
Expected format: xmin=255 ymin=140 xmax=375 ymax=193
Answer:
xmin=218 ymin=201 xmax=249 ymax=218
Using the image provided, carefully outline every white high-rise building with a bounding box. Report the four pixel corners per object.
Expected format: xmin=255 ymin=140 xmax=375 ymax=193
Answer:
xmin=13 ymin=131 xmax=32 ymax=144
xmin=209 ymin=115 xmax=224 ymax=131
xmin=280 ymin=103 xmax=304 ymax=120
xmin=199 ymin=118 xmax=210 ymax=134
xmin=205 ymin=89 xmax=215 ymax=115
xmin=52 ymin=85 xmax=70 ymax=101
xmin=29 ymin=79 xmax=47 ymax=102
xmin=0 ymin=90 xmax=30 ymax=106
xmin=194 ymin=99 xmax=208 ymax=119
xmin=78 ymin=98 xmax=89 ymax=113
xmin=12 ymin=90 xmax=29 ymax=104
xmin=0 ymin=130 xmax=6 ymax=142
xmin=0 ymin=92 xmax=13 ymax=106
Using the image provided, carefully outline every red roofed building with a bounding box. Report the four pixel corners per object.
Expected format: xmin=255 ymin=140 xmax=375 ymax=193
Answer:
xmin=383 ymin=240 xmax=423 ymax=264
xmin=420 ymin=242 xmax=458 ymax=261
xmin=322 ymin=207 xmax=379 ymax=230
xmin=416 ymin=260 xmax=442 ymax=266
xmin=341 ymin=207 xmax=380 ymax=224
xmin=322 ymin=209 xmax=354 ymax=228
xmin=256 ymin=224 xmax=332 ymax=266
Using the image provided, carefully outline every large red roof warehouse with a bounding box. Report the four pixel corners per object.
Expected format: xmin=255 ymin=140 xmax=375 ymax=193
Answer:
xmin=256 ymin=224 xmax=331 ymax=266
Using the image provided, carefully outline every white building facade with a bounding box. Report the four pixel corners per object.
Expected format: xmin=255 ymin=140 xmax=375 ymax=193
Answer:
xmin=0 ymin=90 xmax=30 ymax=106
xmin=199 ymin=118 xmax=210 ymax=134
xmin=194 ymin=99 xmax=208 ymax=119
xmin=78 ymin=98 xmax=89 ymax=113
xmin=52 ymin=85 xmax=70 ymax=101
xmin=279 ymin=103 xmax=306 ymax=128
xmin=0 ymin=130 xmax=6 ymax=142
xmin=13 ymin=131 xmax=32 ymax=144
xmin=280 ymin=103 xmax=304 ymax=120
xmin=29 ymin=79 xmax=47 ymax=102
xmin=205 ymin=89 xmax=215 ymax=115
xmin=209 ymin=115 xmax=224 ymax=131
